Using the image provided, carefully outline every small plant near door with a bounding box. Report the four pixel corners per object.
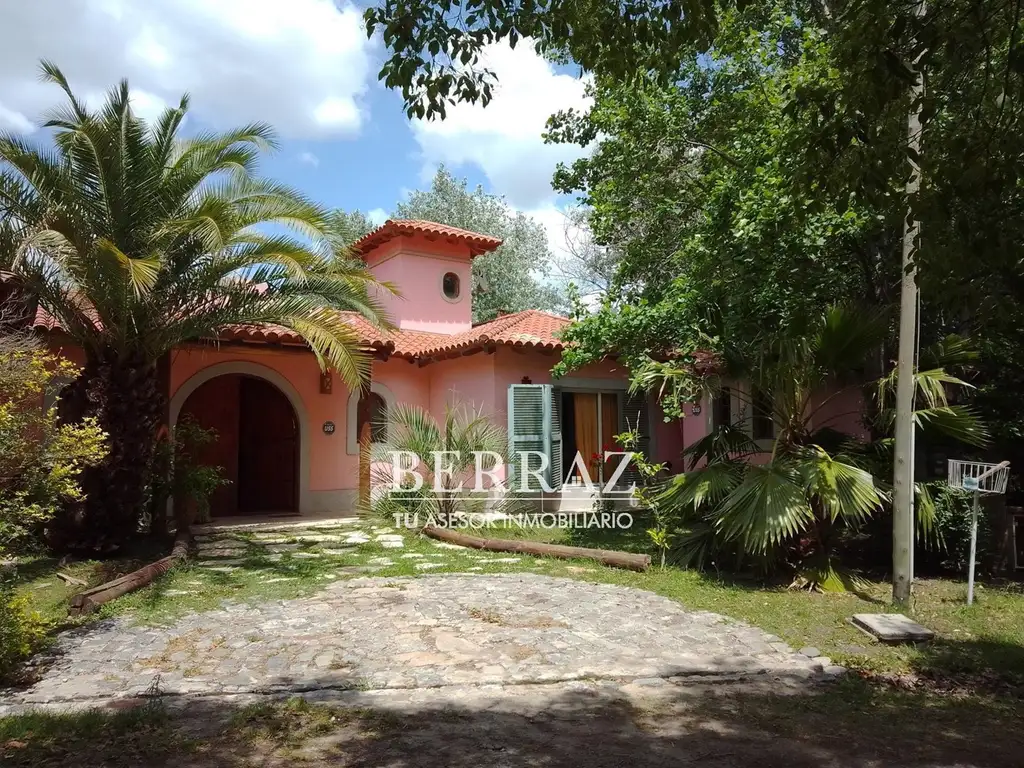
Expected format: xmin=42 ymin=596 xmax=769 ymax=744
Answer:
xmin=148 ymin=417 xmax=230 ymax=532
xmin=616 ymin=429 xmax=670 ymax=569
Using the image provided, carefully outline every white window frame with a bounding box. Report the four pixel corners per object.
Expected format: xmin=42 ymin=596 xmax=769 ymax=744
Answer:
xmin=346 ymin=381 xmax=396 ymax=455
xmin=708 ymin=380 xmax=776 ymax=452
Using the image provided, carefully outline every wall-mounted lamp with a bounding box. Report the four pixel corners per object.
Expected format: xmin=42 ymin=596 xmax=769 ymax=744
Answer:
xmin=319 ymin=371 xmax=333 ymax=394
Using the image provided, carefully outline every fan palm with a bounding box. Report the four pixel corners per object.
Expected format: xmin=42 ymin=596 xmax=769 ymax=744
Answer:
xmin=0 ymin=63 xmax=391 ymax=551
xmin=656 ymin=306 xmax=987 ymax=590
xmin=368 ymin=402 xmax=526 ymax=525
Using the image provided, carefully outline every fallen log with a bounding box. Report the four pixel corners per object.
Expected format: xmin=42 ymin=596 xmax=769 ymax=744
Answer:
xmin=68 ymin=527 xmax=192 ymax=616
xmin=421 ymin=525 xmax=650 ymax=571
xmin=56 ymin=572 xmax=87 ymax=587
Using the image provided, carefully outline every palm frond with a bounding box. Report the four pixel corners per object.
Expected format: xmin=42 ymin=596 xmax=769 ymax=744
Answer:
xmin=1 ymin=65 xmax=390 ymax=392
xmin=914 ymin=405 xmax=989 ymax=447
xmin=682 ymin=423 xmax=760 ymax=466
xmin=659 ymin=461 xmax=742 ymax=514
xmin=797 ymin=445 xmax=882 ymax=525
xmin=812 ymin=304 xmax=889 ymax=377
xmin=716 ymin=462 xmax=814 ymax=552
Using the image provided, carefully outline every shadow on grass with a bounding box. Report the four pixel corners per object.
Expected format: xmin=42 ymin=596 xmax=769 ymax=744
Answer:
xmin=1 ymin=675 xmax=1021 ymax=768
xmin=559 ymin=511 xmax=654 ymax=554
xmin=907 ymin=636 xmax=1024 ymax=693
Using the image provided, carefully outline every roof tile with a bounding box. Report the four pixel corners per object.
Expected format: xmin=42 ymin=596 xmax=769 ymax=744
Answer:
xmin=352 ymin=219 xmax=503 ymax=257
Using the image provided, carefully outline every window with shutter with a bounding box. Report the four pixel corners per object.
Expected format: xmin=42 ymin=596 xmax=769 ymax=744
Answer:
xmin=507 ymin=384 xmax=562 ymax=492
xmin=619 ymin=390 xmax=651 ymax=488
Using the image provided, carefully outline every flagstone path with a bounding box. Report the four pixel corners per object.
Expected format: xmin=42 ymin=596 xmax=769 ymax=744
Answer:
xmin=0 ymin=572 xmax=840 ymax=715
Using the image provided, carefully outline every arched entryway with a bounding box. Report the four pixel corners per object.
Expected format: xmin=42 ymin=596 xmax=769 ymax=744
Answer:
xmin=175 ymin=372 xmax=300 ymax=517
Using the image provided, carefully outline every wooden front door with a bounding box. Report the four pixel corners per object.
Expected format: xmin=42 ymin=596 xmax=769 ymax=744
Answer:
xmin=238 ymin=376 xmax=298 ymax=514
xmin=179 ymin=375 xmax=241 ymax=517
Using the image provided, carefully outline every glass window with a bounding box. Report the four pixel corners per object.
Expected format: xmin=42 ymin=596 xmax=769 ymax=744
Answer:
xmin=442 ymin=272 xmax=460 ymax=300
xmin=751 ymin=386 xmax=775 ymax=441
xmin=713 ymin=386 xmax=732 ymax=428
xmin=359 ymin=392 xmax=388 ymax=443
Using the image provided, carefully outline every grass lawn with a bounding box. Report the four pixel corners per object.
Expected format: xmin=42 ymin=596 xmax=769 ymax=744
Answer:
xmin=3 ymin=514 xmax=1023 ymax=765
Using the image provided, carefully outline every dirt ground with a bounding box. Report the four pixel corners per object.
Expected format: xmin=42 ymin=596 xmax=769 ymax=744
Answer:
xmin=5 ymin=678 xmax=1021 ymax=768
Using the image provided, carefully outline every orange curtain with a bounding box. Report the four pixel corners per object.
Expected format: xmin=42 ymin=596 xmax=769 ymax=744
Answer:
xmin=600 ymin=393 xmax=620 ymax=482
xmin=573 ymin=393 xmax=599 ymax=482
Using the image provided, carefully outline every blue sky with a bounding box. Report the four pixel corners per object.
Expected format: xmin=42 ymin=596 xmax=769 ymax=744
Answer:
xmin=0 ymin=0 xmax=592 ymax=254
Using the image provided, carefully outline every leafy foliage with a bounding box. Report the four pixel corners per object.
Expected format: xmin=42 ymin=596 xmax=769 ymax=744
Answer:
xmin=394 ymin=166 xmax=566 ymax=322
xmin=546 ymin=8 xmax=894 ymax=374
xmin=327 ymin=209 xmax=377 ymax=248
xmin=0 ymin=63 xmax=391 ymax=550
xmin=0 ymin=585 xmax=47 ymax=683
xmin=0 ymin=335 xmax=106 ymax=555
xmin=368 ymin=402 xmax=529 ymax=524
xmin=364 ymin=0 xmax=721 ymax=119
xmin=927 ymin=485 xmax=991 ymax=574
xmin=146 ymin=416 xmax=230 ymax=531
xmin=615 ymin=428 xmax=670 ymax=568
xmin=656 ymin=306 xmax=984 ymax=590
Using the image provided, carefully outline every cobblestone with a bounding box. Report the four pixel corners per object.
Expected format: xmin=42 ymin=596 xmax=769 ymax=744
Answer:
xmin=1 ymin=574 xmax=829 ymax=713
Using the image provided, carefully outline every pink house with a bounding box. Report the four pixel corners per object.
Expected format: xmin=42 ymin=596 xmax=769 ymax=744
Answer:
xmin=36 ymin=219 xmax=704 ymax=520
xmin=31 ymin=218 xmax=871 ymax=521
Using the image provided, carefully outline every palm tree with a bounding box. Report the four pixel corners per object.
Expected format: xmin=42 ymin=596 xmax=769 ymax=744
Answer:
xmin=0 ymin=63 xmax=391 ymax=551
xmin=650 ymin=306 xmax=986 ymax=590
xmin=368 ymin=402 xmax=526 ymax=525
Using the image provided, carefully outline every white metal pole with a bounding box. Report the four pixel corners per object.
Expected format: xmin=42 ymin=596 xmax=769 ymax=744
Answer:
xmin=967 ymin=490 xmax=980 ymax=605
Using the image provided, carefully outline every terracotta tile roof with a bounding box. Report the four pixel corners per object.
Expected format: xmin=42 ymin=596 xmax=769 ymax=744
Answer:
xmin=411 ymin=310 xmax=570 ymax=359
xmin=207 ymin=309 xmax=571 ymax=361
xmin=30 ymin=301 xmax=571 ymax=365
xmin=352 ymin=219 xmax=503 ymax=257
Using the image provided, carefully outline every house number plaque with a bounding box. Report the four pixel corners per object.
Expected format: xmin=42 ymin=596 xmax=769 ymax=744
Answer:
xmin=323 ymin=421 xmax=336 ymax=435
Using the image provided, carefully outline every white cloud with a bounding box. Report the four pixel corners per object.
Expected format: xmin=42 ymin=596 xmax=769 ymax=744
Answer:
xmin=524 ymin=203 xmax=581 ymax=264
xmin=0 ymin=0 xmax=373 ymax=138
xmin=298 ymin=151 xmax=320 ymax=168
xmin=411 ymin=42 xmax=591 ymax=210
xmin=367 ymin=208 xmax=389 ymax=226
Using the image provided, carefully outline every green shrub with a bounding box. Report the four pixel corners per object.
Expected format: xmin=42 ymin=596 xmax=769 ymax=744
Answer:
xmin=0 ymin=339 xmax=107 ymax=554
xmin=145 ymin=416 xmax=228 ymax=532
xmin=931 ymin=485 xmax=992 ymax=573
xmin=0 ymin=584 xmax=48 ymax=682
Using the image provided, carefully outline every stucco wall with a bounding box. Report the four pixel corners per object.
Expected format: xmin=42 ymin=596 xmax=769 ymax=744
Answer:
xmin=811 ymin=387 xmax=869 ymax=441
xmin=57 ymin=335 xmax=872 ymax=517
xmin=428 ymin=351 xmax=497 ymax=417
xmin=169 ymin=344 xmax=351 ymax=512
xmin=365 ymin=235 xmax=474 ymax=333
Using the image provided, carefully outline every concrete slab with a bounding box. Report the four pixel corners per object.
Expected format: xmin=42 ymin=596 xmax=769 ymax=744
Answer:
xmin=851 ymin=613 xmax=935 ymax=643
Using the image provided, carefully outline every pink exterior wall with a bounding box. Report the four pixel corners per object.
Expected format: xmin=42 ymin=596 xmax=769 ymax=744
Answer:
xmin=365 ymin=235 xmax=474 ymax=333
xmin=810 ymin=387 xmax=869 ymax=441
xmin=169 ymin=344 xmax=346 ymax=499
xmin=428 ymin=351 xmax=497 ymax=416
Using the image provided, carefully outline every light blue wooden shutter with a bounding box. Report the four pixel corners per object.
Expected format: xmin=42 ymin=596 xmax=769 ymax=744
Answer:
xmin=550 ymin=387 xmax=563 ymax=491
xmin=507 ymin=384 xmax=559 ymax=491
xmin=620 ymin=390 xmax=651 ymax=488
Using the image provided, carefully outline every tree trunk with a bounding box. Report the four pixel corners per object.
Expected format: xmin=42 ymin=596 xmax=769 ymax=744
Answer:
xmin=893 ymin=0 xmax=928 ymax=606
xmin=422 ymin=525 xmax=651 ymax=571
xmin=51 ymin=350 xmax=164 ymax=554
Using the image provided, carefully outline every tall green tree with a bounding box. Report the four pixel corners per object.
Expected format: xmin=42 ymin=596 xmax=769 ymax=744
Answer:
xmin=652 ymin=306 xmax=986 ymax=590
xmin=0 ymin=64 xmax=390 ymax=552
xmin=328 ymin=209 xmax=377 ymax=245
xmin=394 ymin=166 xmax=566 ymax=322
xmin=548 ymin=9 xmax=893 ymax=375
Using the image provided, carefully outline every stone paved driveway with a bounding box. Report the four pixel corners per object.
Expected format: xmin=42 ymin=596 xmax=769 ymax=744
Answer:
xmin=1 ymin=573 xmax=835 ymax=714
